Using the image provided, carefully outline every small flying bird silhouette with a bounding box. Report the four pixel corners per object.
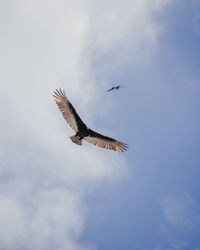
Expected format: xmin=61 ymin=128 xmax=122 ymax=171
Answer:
xmin=53 ymin=89 xmax=128 ymax=152
xmin=106 ymin=85 xmax=126 ymax=92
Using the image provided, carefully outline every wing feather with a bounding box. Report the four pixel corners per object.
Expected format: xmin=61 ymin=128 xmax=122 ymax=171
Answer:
xmin=84 ymin=129 xmax=128 ymax=152
xmin=53 ymin=89 xmax=85 ymax=132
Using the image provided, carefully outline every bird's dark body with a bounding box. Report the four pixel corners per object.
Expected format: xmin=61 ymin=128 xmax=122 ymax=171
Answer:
xmin=75 ymin=127 xmax=89 ymax=139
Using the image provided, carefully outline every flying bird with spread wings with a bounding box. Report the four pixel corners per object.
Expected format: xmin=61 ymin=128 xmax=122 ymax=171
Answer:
xmin=53 ymin=89 xmax=128 ymax=152
xmin=106 ymin=85 xmax=126 ymax=92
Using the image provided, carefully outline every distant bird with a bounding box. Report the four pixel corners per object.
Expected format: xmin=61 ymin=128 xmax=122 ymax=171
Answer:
xmin=53 ymin=89 xmax=128 ymax=152
xmin=106 ymin=85 xmax=126 ymax=92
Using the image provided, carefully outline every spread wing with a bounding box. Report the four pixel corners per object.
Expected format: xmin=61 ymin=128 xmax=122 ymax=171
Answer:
xmin=107 ymin=87 xmax=115 ymax=92
xmin=53 ymin=89 xmax=86 ymax=133
xmin=84 ymin=129 xmax=128 ymax=152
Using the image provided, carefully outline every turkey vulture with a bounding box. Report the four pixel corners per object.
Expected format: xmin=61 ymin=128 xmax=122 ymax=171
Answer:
xmin=107 ymin=85 xmax=126 ymax=92
xmin=53 ymin=89 xmax=128 ymax=152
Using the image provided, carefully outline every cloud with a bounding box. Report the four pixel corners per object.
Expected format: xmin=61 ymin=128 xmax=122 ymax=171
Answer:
xmin=87 ymin=0 xmax=176 ymax=73
xmin=0 ymin=192 xmax=86 ymax=250
xmin=153 ymin=240 xmax=188 ymax=250
xmin=162 ymin=193 xmax=199 ymax=230
xmin=0 ymin=196 xmax=27 ymax=249
xmin=0 ymin=0 xmax=179 ymax=249
xmin=155 ymin=193 xmax=200 ymax=250
xmin=169 ymin=240 xmax=188 ymax=249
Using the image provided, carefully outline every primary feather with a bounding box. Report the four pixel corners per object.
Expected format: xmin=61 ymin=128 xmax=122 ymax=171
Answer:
xmin=53 ymin=89 xmax=128 ymax=152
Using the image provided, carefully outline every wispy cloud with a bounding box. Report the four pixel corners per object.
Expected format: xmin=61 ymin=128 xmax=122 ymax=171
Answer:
xmin=87 ymin=0 xmax=176 ymax=72
xmin=155 ymin=193 xmax=200 ymax=250
xmin=163 ymin=193 xmax=199 ymax=230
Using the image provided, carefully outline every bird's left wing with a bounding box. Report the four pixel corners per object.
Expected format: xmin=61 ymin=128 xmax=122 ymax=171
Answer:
xmin=53 ymin=89 xmax=85 ymax=133
xmin=107 ymin=87 xmax=115 ymax=92
xmin=84 ymin=129 xmax=128 ymax=152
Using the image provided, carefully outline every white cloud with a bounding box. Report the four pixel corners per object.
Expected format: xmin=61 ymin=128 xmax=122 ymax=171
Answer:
xmin=163 ymin=193 xmax=199 ymax=230
xmin=0 ymin=196 xmax=27 ymax=249
xmin=0 ymin=0 xmax=178 ymax=249
xmin=87 ymin=0 xmax=175 ymax=72
xmin=155 ymin=193 xmax=200 ymax=250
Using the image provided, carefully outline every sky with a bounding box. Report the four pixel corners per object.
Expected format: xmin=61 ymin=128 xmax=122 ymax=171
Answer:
xmin=0 ymin=0 xmax=199 ymax=250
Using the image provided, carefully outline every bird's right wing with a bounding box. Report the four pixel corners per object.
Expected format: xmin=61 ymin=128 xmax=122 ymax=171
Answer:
xmin=84 ymin=128 xmax=128 ymax=152
xmin=53 ymin=89 xmax=85 ymax=133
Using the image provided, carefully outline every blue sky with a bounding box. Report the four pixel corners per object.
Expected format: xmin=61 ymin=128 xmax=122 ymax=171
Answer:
xmin=0 ymin=1 xmax=199 ymax=250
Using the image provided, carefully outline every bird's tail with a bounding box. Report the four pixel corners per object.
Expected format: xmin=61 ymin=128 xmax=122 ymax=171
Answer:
xmin=70 ymin=135 xmax=82 ymax=145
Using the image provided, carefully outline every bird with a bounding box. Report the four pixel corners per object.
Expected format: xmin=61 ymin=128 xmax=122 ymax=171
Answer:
xmin=53 ymin=89 xmax=128 ymax=152
xmin=106 ymin=85 xmax=126 ymax=92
